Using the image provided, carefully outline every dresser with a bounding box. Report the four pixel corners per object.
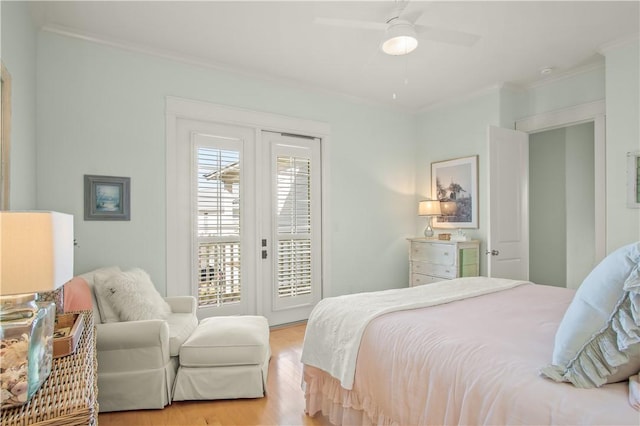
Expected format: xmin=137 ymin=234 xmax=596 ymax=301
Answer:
xmin=408 ymin=238 xmax=480 ymax=286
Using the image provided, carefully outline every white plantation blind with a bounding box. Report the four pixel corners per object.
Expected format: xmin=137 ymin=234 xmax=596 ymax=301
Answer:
xmin=196 ymin=145 xmax=242 ymax=308
xmin=198 ymin=149 xmax=240 ymax=237
xmin=278 ymin=239 xmax=312 ymax=297
xmin=276 ymin=155 xmax=312 ymax=299
xmin=277 ymin=156 xmax=311 ymax=234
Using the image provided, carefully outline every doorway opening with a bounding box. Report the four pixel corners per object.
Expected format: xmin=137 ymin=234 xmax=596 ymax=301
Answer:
xmin=515 ymin=100 xmax=605 ymax=288
xmin=529 ymin=122 xmax=595 ymax=288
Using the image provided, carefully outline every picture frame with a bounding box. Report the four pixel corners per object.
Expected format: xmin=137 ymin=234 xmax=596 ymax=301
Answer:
xmin=628 ymin=151 xmax=640 ymax=208
xmin=1 ymin=62 xmax=12 ymax=211
xmin=84 ymin=175 xmax=130 ymax=220
xmin=431 ymin=155 xmax=478 ymax=229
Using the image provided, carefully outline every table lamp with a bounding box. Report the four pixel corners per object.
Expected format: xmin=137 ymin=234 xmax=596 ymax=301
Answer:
xmin=0 ymin=211 xmax=74 ymax=408
xmin=418 ymin=200 xmax=441 ymax=238
xmin=440 ymin=199 xmax=458 ymax=219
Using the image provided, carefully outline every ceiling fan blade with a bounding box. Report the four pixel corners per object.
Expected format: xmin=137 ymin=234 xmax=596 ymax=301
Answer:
xmin=314 ymin=17 xmax=387 ymax=31
xmin=398 ymin=8 xmax=424 ymax=25
xmin=415 ymin=25 xmax=481 ymax=47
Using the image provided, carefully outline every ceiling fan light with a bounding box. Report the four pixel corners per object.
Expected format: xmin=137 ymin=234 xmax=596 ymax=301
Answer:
xmin=381 ymin=21 xmax=418 ymax=55
xmin=382 ymin=35 xmax=418 ymax=55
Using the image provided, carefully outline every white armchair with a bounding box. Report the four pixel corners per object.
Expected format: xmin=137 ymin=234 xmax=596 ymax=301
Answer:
xmin=79 ymin=268 xmax=198 ymax=412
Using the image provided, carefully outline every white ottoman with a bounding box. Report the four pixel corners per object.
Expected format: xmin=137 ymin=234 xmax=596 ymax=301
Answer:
xmin=172 ymin=316 xmax=271 ymax=401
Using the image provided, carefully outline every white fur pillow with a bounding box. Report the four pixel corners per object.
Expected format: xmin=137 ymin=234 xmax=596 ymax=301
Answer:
xmin=96 ymin=268 xmax=172 ymax=321
xmin=90 ymin=266 xmax=123 ymax=323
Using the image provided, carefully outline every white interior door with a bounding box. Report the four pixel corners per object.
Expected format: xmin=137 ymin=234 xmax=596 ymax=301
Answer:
xmin=261 ymin=132 xmax=322 ymax=325
xmin=487 ymin=125 xmax=529 ymax=279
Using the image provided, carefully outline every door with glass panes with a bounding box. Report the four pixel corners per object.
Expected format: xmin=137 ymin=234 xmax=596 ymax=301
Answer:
xmin=192 ymin=122 xmax=321 ymax=325
xmin=260 ymin=131 xmax=321 ymax=325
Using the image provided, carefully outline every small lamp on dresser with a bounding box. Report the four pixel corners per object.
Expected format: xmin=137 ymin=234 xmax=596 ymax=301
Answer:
xmin=418 ymin=199 xmax=441 ymax=238
xmin=0 ymin=211 xmax=74 ymax=408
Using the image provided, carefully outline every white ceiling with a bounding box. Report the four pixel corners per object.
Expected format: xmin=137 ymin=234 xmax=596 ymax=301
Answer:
xmin=29 ymin=1 xmax=640 ymax=111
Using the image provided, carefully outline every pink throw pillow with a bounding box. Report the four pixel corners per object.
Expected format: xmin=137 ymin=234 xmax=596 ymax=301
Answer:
xmin=63 ymin=277 xmax=93 ymax=312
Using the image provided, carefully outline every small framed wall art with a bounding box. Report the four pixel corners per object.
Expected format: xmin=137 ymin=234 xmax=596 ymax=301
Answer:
xmin=431 ymin=155 xmax=478 ymax=228
xmin=84 ymin=174 xmax=130 ymax=220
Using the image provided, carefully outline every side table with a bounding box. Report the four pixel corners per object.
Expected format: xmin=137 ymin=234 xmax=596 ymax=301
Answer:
xmin=1 ymin=310 xmax=97 ymax=426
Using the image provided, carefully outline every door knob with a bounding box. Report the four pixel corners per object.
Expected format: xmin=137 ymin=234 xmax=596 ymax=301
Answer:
xmin=486 ymin=249 xmax=500 ymax=256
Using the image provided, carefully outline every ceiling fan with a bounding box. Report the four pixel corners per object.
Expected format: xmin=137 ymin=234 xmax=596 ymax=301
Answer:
xmin=314 ymin=0 xmax=481 ymax=56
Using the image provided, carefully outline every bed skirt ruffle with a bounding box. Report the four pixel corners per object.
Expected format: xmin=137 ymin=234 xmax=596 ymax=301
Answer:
xmin=303 ymin=365 xmax=397 ymax=426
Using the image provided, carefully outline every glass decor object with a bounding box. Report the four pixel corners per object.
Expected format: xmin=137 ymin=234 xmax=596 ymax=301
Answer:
xmin=0 ymin=294 xmax=55 ymax=408
xmin=0 ymin=211 xmax=74 ymax=408
xmin=36 ymin=288 xmax=64 ymax=315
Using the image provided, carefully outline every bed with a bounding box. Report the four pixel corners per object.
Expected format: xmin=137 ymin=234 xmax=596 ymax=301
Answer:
xmin=301 ymin=243 xmax=640 ymax=425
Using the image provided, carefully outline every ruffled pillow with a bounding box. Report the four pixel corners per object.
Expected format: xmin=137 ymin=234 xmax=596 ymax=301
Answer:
xmin=540 ymin=241 xmax=640 ymax=387
xmin=95 ymin=268 xmax=172 ymax=322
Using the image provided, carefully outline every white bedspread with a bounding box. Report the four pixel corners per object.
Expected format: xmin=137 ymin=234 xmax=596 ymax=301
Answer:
xmin=301 ymin=276 xmax=527 ymax=389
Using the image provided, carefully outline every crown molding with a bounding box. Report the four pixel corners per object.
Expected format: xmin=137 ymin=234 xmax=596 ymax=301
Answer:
xmin=40 ymin=24 xmax=417 ymax=114
xmin=598 ymin=32 xmax=640 ymax=54
xmin=523 ymin=60 xmax=605 ymax=90
xmin=416 ymin=83 xmax=505 ymax=115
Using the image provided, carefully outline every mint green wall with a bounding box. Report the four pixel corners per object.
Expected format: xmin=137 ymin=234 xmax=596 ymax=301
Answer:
xmin=524 ymin=66 xmax=606 ymax=116
xmin=565 ymin=122 xmax=595 ymax=288
xmin=416 ymin=91 xmax=501 ymax=275
xmin=0 ymin=1 xmax=37 ymax=209
xmin=528 ymin=123 xmax=595 ymax=288
xmin=35 ymin=32 xmax=417 ymax=296
xmin=529 ymin=128 xmax=567 ymax=287
xmin=498 ymin=85 xmax=528 ymax=129
xmin=7 ymin=7 xmax=638 ymax=296
xmin=416 ymin=53 xmax=637 ymax=281
xmin=604 ymin=40 xmax=640 ymax=251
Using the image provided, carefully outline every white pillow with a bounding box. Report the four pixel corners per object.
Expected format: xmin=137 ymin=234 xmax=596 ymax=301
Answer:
xmin=541 ymin=241 xmax=640 ymax=387
xmin=89 ymin=266 xmax=123 ymax=323
xmin=96 ymin=268 xmax=172 ymax=322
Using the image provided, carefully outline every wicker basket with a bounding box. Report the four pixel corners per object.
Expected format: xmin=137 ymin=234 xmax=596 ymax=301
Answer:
xmin=0 ymin=311 xmax=97 ymax=426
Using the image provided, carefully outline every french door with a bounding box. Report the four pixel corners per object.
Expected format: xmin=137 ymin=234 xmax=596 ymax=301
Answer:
xmin=261 ymin=132 xmax=322 ymax=325
xmin=184 ymin=119 xmax=322 ymax=325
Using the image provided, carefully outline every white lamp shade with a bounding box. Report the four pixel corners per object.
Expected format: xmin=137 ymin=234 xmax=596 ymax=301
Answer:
xmin=418 ymin=200 xmax=441 ymax=216
xmin=381 ymin=21 xmax=418 ymax=55
xmin=440 ymin=200 xmax=458 ymax=216
xmin=0 ymin=211 xmax=74 ymax=295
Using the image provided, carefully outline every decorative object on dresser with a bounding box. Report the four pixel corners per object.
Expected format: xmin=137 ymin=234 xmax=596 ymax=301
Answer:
xmin=0 ymin=211 xmax=74 ymax=409
xmin=0 ymin=310 xmax=98 ymax=426
xmin=431 ymin=155 xmax=478 ymax=229
xmin=408 ymin=238 xmax=479 ymax=286
xmin=52 ymin=313 xmax=84 ymax=358
xmin=417 ymin=199 xmax=441 ymax=238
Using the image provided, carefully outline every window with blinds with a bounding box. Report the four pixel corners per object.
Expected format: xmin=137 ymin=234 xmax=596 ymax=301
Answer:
xmin=196 ymin=146 xmax=241 ymax=307
xmin=276 ymin=156 xmax=312 ymax=298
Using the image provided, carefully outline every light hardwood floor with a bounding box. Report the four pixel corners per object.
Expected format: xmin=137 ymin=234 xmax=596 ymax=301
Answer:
xmin=98 ymin=322 xmax=332 ymax=426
